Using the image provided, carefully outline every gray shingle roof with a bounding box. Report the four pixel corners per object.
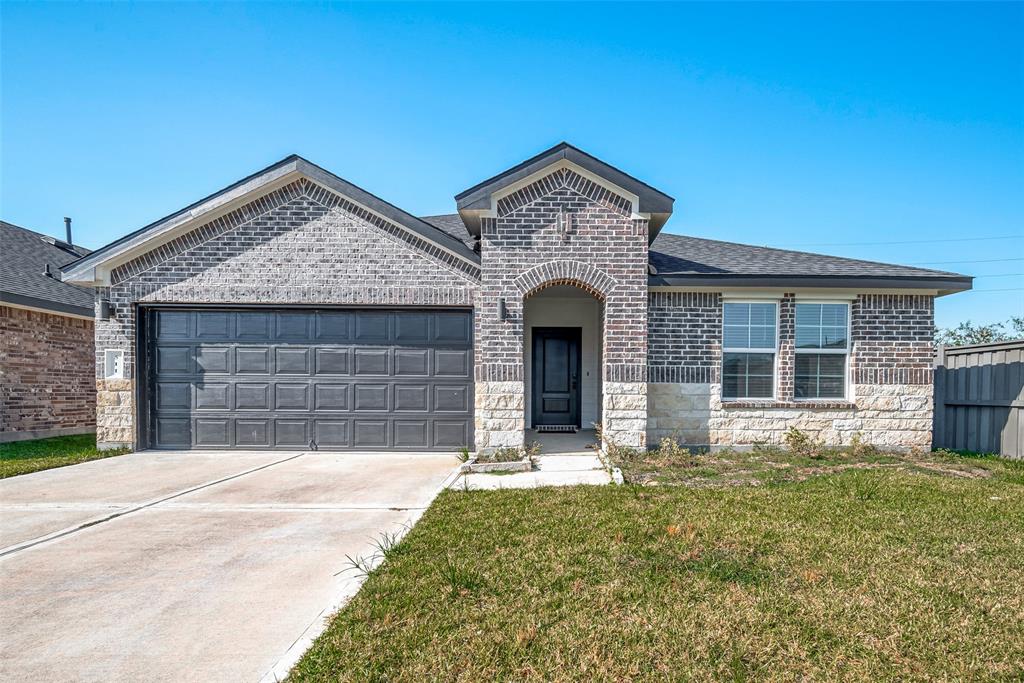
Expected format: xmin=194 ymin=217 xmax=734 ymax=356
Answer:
xmin=649 ymin=232 xmax=971 ymax=292
xmin=419 ymin=214 xmax=476 ymax=249
xmin=1 ymin=220 xmax=95 ymax=316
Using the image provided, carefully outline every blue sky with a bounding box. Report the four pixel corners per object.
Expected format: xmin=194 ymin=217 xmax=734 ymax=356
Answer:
xmin=2 ymin=2 xmax=1021 ymax=329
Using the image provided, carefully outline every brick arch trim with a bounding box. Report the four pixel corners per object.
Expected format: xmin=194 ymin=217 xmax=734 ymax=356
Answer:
xmin=514 ymin=260 xmax=617 ymax=301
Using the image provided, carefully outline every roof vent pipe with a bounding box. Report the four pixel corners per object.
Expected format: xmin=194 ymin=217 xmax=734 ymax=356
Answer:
xmin=64 ymin=217 xmax=72 ymax=246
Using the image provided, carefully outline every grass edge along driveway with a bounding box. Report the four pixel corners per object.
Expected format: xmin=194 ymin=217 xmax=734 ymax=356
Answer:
xmin=0 ymin=434 xmax=129 ymax=478
xmin=291 ymin=451 xmax=1024 ymax=682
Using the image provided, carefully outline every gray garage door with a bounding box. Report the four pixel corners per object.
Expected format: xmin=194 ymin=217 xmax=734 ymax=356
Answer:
xmin=144 ymin=308 xmax=473 ymax=451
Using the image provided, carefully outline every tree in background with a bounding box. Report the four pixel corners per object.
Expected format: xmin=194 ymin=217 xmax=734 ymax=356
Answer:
xmin=935 ymin=317 xmax=1024 ymax=347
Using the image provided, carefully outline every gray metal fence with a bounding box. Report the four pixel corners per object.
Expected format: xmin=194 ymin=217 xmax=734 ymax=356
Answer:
xmin=933 ymin=339 xmax=1023 ymax=459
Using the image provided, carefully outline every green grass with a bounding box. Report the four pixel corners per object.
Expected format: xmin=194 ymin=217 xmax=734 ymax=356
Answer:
xmin=0 ymin=434 xmax=129 ymax=478
xmin=291 ymin=451 xmax=1024 ymax=682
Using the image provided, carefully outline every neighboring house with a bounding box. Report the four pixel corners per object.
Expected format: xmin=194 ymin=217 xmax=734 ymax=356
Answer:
xmin=1 ymin=220 xmax=96 ymax=442
xmin=61 ymin=143 xmax=971 ymax=452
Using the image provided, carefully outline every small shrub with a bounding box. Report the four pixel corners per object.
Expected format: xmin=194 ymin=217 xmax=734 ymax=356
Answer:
xmin=848 ymin=432 xmax=879 ymax=458
xmin=649 ymin=436 xmax=699 ymax=468
xmin=783 ymin=427 xmax=823 ymax=458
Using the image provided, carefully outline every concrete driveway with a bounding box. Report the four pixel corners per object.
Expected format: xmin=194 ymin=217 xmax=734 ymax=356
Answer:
xmin=0 ymin=449 xmax=460 ymax=682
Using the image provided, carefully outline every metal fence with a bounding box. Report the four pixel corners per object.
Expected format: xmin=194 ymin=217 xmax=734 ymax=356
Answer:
xmin=933 ymin=339 xmax=1023 ymax=459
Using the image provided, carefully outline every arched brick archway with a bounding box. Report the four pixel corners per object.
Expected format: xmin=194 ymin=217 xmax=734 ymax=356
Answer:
xmin=514 ymin=260 xmax=617 ymax=301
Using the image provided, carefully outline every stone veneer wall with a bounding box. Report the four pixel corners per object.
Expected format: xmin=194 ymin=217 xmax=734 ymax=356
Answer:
xmin=647 ymin=292 xmax=935 ymax=451
xmin=475 ymin=167 xmax=649 ymax=450
xmin=94 ymin=179 xmax=479 ymax=449
xmin=1 ymin=306 xmax=96 ymax=441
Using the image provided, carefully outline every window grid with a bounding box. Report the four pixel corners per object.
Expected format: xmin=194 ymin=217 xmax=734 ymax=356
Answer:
xmin=722 ymin=302 xmax=778 ymax=400
xmin=794 ymin=302 xmax=850 ymax=400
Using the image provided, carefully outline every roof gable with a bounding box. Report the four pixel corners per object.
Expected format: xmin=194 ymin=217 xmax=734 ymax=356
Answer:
xmin=62 ymin=156 xmax=480 ymax=286
xmin=455 ymin=142 xmax=674 ymax=240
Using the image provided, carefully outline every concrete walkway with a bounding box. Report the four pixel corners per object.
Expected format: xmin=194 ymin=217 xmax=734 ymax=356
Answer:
xmin=0 ymin=450 xmax=460 ymax=682
xmin=452 ymin=429 xmax=612 ymax=490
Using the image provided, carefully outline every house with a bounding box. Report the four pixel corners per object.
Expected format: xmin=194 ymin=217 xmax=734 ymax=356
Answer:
xmin=1 ymin=220 xmax=96 ymax=442
xmin=61 ymin=144 xmax=971 ymax=452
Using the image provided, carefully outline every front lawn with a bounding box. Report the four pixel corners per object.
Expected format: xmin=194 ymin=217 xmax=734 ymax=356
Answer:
xmin=0 ymin=434 xmax=129 ymax=478
xmin=292 ymin=450 xmax=1023 ymax=681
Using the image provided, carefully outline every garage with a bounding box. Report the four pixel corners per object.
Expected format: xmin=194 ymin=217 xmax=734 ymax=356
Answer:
xmin=142 ymin=308 xmax=473 ymax=450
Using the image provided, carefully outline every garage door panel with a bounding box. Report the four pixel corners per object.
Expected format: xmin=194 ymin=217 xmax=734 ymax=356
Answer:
xmin=315 ymin=348 xmax=349 ymax=375
xmin=196 ymin=384 xmax=231 ymax=410
xmin=354 ymin=420 xmax=388 ymax=448
xmin=275 ymin=348 xmax=310 ymax=375
xmin=147 ymin=308 xmax=472 ymax=451
xmin=236 ymin=419 xmax=270 ymax=447
xmin=314 ymin=384 xmax=349 ymax=411
xmin=236 ymin=347 xmax=270 ymax=374
xmin=395 ymin=349 xmax=429 ymax=376
xmin=195 ymin=419 xmax=230 ymax=447
xmin=196 ymin=347 xmax=230 ymax=374
xmin=236 ymin=383 xmax=270 ymax=410
xmin=157 ymin=346 xmax=192 ymax=374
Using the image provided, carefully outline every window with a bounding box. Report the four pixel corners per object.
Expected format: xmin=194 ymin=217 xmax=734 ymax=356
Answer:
xmin=795 ymin=302 xmax=849 ymax=399
xmin=722 ymin=302 xmax=777 ymax=399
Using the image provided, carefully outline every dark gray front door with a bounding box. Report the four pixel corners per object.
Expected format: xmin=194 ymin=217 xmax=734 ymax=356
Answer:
xmin=532 ymin=327 xmax=581 ymax=427
xmin=144 ymin=308 xmax=473 ymax=451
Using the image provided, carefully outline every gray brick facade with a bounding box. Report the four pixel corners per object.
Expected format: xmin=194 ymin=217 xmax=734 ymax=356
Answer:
xmin=83 ymin=152 xmax=945 ymax=454
xmin=94 ymin=179 xmax=478 ymax=447
xmin=473 ymin=167 xmax=649 ymax=448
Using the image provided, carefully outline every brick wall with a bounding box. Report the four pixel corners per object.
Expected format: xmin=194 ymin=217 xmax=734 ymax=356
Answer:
xmin=1 ymin=306 xmax=95 ymax=440
xmin=475 ymin=167 xmax=649 ymax=448
xmin=95 ymin=179 xmax=480 ymax=448
xmin=647 ymin=291 xmax=936 ymax=450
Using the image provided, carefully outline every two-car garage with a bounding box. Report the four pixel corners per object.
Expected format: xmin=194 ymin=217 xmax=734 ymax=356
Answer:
xmin=142 ymin=308 xmax=473 ymax=451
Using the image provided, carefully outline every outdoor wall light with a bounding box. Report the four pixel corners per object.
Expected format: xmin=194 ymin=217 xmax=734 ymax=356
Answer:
xmin=499 ymin=298 xmax=507 ymax=321
xmin=99 ymin=299 xmax=115 ymax=320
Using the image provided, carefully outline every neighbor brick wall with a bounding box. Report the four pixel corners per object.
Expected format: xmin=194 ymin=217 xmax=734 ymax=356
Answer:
xmin=1 ymin=306 xmax=95 ymax=437
xmin=95 ymin=179 xmax=480 ymax=448
xmin=475 ymin=167 xmax=649 ymax=448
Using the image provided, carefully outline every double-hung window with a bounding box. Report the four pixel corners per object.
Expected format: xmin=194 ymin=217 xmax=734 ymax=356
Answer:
xmin=722 ymin=302 xmax=777 ymax=399
xmin=795 ymin=302 xmax=850 ymax=399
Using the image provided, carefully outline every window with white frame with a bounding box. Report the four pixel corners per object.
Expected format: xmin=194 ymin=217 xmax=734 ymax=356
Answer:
xmin=722 ymin=302 xmax=777 ymax=399
xmin=795 ymin=302 xmax=850 ymax=399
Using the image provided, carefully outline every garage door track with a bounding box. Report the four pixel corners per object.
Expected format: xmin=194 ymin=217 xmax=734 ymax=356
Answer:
xmin=0 ymin=449 xmax=459 ymax=682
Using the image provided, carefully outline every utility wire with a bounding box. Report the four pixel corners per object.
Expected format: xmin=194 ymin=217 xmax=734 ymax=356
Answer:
xmin=974 ymin=273 xmax=1024 ymax=278
xmin=910 ymin=257 xmax=1024 ymax=265
xmin=962 ymin=287 xmax=1024 ymax=293
xmin=780 ymin=234 xmax=1022 ymax=248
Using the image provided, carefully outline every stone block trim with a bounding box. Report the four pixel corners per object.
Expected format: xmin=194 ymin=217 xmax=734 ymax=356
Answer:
xmin=648 ymin=291 xmax=721 ymax=383
xmin=474 ymin=381 xmax=525 ymax=451
xmin=95 ymin=186 xmax=480 ymax=449
xmin=0 ymin=306 xmax=96 ymax=437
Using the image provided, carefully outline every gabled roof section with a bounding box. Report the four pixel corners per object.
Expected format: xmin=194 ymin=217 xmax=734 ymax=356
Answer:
xmin=455 ymin=142 xmax=674 ymax=241
xmin=62 ymin=155 xmax=480 ymax=286
xmin=1 ymin=220 xmax=95 ymax=317
xmin=649 ymin=232 xmax=972 ymax=295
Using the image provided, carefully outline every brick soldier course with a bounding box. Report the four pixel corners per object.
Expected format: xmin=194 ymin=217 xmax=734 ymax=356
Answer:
xmin=60 ymin=143 xmax=972 ymax=453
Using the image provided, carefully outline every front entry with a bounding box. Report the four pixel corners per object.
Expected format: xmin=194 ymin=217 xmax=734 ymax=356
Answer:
xmin=531 ymin=327 xmax=582 ymax=427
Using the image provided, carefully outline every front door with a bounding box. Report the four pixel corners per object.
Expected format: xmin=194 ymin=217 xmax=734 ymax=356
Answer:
xmin=532 ymin=327 xmax=581 ymax=427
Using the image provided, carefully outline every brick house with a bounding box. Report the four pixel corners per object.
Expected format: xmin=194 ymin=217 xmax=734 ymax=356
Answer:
xmin=61 ymin=144 xmax=970 ymax=452
xmin=1 ymin=220 xmax=96 ymax=442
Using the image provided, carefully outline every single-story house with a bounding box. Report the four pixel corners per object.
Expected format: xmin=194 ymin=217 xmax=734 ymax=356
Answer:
xmin=61 ymin=143 xmax=971 ymax=452
xmin=1 ymin=220 xmax=96 ymax=442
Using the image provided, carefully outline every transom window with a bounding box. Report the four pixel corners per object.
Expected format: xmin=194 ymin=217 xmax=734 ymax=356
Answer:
xmin=722 ymin=302 xmax=777 ymax=399
xmin=795 ymin=302 xmax=850 ymax=399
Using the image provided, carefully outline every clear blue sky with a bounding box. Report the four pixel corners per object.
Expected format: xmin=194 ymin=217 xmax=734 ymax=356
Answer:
xmin=2 ymin=2 xmax=1021 ymax=329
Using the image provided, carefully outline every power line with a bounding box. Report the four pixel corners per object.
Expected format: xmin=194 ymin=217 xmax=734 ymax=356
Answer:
xmin=974 ymin=273 xmax=1024 ymax=278
xmin=963 ymin=287 xmax=1024 ymax=293
xmin=910 ymin=257 xmax=1024 ymax=265
xmin=780 ymin=234 xmax=1023 ymax=248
